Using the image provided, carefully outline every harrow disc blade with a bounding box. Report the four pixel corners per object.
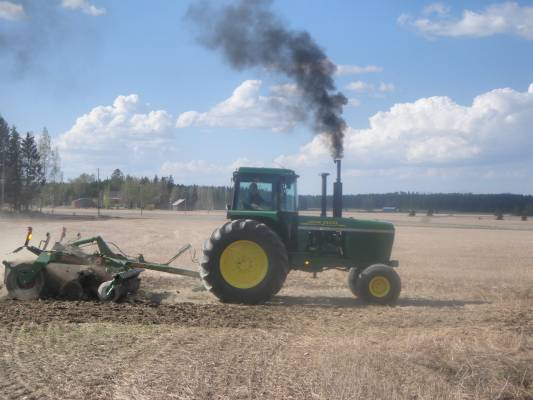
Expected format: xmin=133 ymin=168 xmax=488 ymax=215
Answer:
xmin=59 ymin=279 xmax=85 ymax=300
xmin=5 ymin=264 xmax=45 ymax=300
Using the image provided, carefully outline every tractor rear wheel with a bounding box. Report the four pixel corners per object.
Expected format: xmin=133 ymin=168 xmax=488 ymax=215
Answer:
xmin=355 ymin=264 xmax=401 ymax=305
xmin=201 ymin=219 xmax=288 ymax=304
xmin=347 ymin=267 xmax=360 ymax=297
xmin=5 ymin=264 xmax=45 ymax=300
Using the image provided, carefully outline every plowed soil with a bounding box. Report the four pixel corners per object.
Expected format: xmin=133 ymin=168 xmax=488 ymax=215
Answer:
xmin=0 ymin=210 xmax=532 ymax=400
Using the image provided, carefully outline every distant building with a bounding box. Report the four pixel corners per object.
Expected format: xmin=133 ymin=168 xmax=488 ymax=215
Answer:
xmin=382 ymin=207 xmax=398 ymax=213
xmin=71 ymin=198 xmax=96 ymax=208
xmin=171 ymin=199 xmax=186 ymax=210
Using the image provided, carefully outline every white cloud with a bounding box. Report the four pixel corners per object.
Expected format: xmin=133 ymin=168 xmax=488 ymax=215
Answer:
xmin=270 ymin=83 xmax=299 ymax=96
xmin=276 ymin=83 xmax=533 ymax=169
xmin=422 ymin=3 xmax=449 ymax=16
xmin=58 ymin=94 xmax=173 ymax=162
xmin=335 ymin=64 xmax=383 ymax=76
xmin=347 ymin=98 xmax=361 ymax=108
xmin=274 ymin=135 xmax=330 ymax=168
xmin=161 ymin=158 xmax=265 ymax=177
xmin=61 ymin=0 xmax=105 ymax=16
xmin=159 ymin=157 xmax=267 ymax=184
xmin=378 ymin=82 xmax=395 ymax=93
xmin=400 ymin=2 xmax=533 ymax=40
xmin=0 ymin=1 xmax=24 ymax=20
xmin=160 ymin=160 xmax=220 ymax=176
xmin=345 ymin=81 xmax=395 ymax=94
xmin=345 ymin=81 xmax=374 ymax=93
xmin=176 ymin=80 xmax=306 ymax=132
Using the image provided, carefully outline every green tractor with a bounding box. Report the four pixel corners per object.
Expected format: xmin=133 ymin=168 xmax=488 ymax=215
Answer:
xmin=201 ymin=162 xmax=401 ymax=305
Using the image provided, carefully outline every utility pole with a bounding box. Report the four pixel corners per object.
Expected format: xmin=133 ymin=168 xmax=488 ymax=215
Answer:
xmin=0 ymin=160 xmax=4 ymax=211
xmin=140 ymin=183 xmax=143 ymax=216
xmin=97 ymin=168 xmax=101 ymax=217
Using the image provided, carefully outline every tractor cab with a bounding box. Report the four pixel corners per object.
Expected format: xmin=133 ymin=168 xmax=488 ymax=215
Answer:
xmin=229 ymin=167 xmax=299 ymax=248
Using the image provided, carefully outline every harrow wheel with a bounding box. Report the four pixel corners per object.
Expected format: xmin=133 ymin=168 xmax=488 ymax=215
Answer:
xmin=97 ymin=280 xmax=126 ymax=302
xmin=5 ymin=264 xmax=45 ymax=300
xmin=201 ymin=219 xmax=288 ymax=304
xmin=354 ymin=264 xmax=401 ymax=305
xmin=97 ymin=277 xmax=139 ymax=302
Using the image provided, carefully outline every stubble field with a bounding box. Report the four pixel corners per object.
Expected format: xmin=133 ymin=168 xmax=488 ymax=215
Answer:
xmin=0 ymin=209 xmax=532 ymax=400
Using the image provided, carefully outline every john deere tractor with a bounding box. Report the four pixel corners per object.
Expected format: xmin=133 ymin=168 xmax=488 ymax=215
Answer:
xmin=201 ymin=162 xmax=401 ymax=305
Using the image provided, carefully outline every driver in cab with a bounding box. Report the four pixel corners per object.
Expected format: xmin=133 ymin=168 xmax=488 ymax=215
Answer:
xmin=248 ymin=182 xmax=264 ymax=210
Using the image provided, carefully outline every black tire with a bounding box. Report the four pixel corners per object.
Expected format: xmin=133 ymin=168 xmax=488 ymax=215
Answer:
xmin=201 ymin=219 xmax=288 ymax=304
xmin=5 ymin=264 xmax=45 ymax=300
xmin=97 ymin=280 xmax=114 ymax=302
xmin=347 ymin=267 xmax=361 ymax=297
xmin=355 ymin=264 xmax=401 ymax=305
xmin=98 ymin=277 xmax=139 ymax=303
xmin=97 ymin=280 xmax=124 ymax=302
xmin=59 ymin=279 xmax=85 ymax=300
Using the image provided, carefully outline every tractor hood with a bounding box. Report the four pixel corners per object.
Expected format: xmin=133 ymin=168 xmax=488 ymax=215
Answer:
xmin=297 ymin=215 xmax=395 ymax=234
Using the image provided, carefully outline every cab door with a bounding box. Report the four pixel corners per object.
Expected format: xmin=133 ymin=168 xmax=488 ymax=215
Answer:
xmin=278 ymin=178 xmax=299 ymax=251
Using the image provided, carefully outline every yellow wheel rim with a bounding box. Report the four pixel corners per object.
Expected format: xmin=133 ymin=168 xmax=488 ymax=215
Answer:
xmin=369 ymin=276 xmax=391 ymax=298
xmin=220 ymin=240 xmax=268 ymax=289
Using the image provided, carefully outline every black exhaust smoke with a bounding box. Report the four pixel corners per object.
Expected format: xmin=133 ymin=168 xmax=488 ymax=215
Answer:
xmin=186 ymin=0 xmax=347 ymax=159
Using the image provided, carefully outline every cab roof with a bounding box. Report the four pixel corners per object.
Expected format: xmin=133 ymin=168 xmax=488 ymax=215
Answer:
xmin=235 ymin=167 xmax=297 ymax=177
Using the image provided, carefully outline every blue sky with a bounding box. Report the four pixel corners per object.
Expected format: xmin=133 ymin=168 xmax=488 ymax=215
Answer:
xmin=1 ymin=0 xmax=532 ymax=194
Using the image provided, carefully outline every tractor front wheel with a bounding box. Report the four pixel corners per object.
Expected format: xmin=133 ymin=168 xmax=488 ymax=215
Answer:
xmin=355 ymin=264 xmax=401 ymax=305
xmin=201 ymin=219 xmax=288 ymax=304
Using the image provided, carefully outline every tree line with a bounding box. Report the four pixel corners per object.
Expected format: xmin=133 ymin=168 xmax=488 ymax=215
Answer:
xmin=49 ymin=169 xmax=233 ymax=211
xmin=299 ymin=192 xmax=533 ymax=215
xmin=49 ymin=172 xmax=533 ymax=215
xmin=0 ymin=116 xmax=61 ymax=211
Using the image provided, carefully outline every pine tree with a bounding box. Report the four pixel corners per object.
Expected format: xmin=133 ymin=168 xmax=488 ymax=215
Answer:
xmin=110 ymin=168 xmax=124 ymax=191
xmin=20 ymin=132 xmax=44 ymax=210
xmin=37 ymin=128 xmax=51 ymax=210
xmin=50 ymin=147 xmax=62 ymax=182
xmin=6 ymin=127 xmax=22 ymax=210
xmin=37 ymin=128 xmax=52 ymax=182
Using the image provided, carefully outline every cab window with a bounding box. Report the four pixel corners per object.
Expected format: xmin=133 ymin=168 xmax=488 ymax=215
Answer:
xmin=280 ymin=181 xmax=297 ymax=212
xmin=237 ymin=180 xmax=274 ymax=211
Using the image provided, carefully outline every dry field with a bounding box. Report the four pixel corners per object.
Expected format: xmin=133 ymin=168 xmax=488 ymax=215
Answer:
xmin=0 ymin=210 xmax=532 ymax=400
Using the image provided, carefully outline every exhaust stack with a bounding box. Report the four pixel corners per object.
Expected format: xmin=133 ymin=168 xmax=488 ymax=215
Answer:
xmin=333 ymin=159 xmax=343 ymax=218
xmin=320 ymin=173 xmax=329 ymax=217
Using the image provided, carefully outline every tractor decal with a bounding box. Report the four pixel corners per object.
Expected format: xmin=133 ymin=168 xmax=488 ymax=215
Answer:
xmin=297 ymin=226 xmax=394 ymax=234
xmin=300 ymin=220 xmax=346 ymax=227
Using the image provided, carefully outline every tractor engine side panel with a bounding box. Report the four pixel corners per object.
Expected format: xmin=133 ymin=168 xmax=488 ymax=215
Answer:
xmin=343 ymin=231 xmax=394 ymax=267
xmin=293 ymin=216 xmax=396 ymax=270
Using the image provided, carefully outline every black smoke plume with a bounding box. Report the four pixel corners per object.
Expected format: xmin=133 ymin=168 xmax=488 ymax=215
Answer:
xmin=186 ymin=0 xmax=347 ymax=159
